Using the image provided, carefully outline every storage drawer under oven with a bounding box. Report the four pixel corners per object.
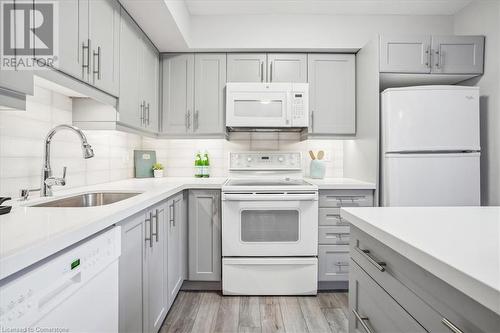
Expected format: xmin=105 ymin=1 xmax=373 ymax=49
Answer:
xmin=319 ymin=226 xmax=350 ymax=245
xmin=319 ymin=190 xmax=373 ymax=208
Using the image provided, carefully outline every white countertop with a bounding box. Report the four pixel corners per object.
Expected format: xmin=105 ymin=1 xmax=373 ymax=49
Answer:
xmin=341 ymin=206 xmax=500 ymax=315
xmin=305 ymin=177 xmax=376 ymax=190
xmin=0 ymin=177 xmax=225 ymax=280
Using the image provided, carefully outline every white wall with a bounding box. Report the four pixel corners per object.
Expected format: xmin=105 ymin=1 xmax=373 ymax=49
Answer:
xmin=0 ymin=86 xmax=142 ymax=198
xmin=189 ymin=14 xmax=454 ymax=51
xmin=454 ymin=1 xmax=500 ymax=206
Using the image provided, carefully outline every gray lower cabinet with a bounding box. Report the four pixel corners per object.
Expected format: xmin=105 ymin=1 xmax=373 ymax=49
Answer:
xmin=308 ymin=54 xmax=356 ymax=135
xmin=318 ymin=189 xmax=373 ymax=288
xmin=161 ymin=54 xmax=225 ymax=136
xmin=119 ymin=8 xmax=159 ymax=132
xmin=188 ymin=190 xmax=221 ymax=281
xmin=348 ymin=225 xmax=500 ymax=333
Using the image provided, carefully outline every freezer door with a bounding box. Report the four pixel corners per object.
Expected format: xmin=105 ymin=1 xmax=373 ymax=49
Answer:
xmin=382 ymin=86 xmax=480 ymax=152
xmin=382 ymin=153 xmax=480 ymax=206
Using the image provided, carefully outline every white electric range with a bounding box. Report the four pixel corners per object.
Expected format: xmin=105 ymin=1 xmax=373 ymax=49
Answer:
xmin=221 ymin=152 xmax=318 ymax=295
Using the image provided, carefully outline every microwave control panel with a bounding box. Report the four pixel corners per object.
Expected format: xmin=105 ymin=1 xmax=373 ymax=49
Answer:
xmin=290 ymin=85 xmax=309 ymax=127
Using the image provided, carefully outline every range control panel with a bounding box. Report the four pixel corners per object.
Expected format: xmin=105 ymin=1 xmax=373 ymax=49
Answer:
xmin=229 ymin=152 xmax=302 ymax=170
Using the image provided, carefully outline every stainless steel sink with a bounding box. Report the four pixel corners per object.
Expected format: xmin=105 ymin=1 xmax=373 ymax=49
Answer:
xmin=31 ymin=192 xmax=141 ymax=207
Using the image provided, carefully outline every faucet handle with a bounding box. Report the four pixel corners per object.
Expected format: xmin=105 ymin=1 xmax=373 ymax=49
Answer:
xmin=19 ymin=188 xmax=41 ymax=201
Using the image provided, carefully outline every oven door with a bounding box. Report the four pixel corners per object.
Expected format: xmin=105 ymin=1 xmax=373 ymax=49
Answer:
xmin=226 ymin=91 xmax=290 ymax=127
xmin=222 ymin=192 xmax=318 ymax=256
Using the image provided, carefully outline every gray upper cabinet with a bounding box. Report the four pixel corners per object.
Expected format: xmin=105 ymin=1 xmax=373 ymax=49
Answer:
xmin=267 ymin=53 xmax=307 ymax=82
xmin=188 ymin=190 xmax=221 ymax=281
xmin=308 ymin=54 xmax=356 ymax=135
xmin=119 ymin=8 xmax=159 ymax=132
xmin=89 ymin=0 xmax=120 ymax=96
xmin=380 ymin=35 xmax=484 ymax=75
xmin=431 ymin=35 xmax=484 ymax=74
xmin=227 ymin=53 xmax=267 ymax=82
xmin=380 ymin=35 xmax=432 ymax=73
xmin=161 ymin=54 xmax=194 ymax=134
xmin=194 ymin=54 xmax=226 ymax=134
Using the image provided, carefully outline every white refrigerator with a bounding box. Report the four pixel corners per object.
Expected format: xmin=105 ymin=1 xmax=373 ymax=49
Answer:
xmin=381 ymin=86 xmax=481 ymax=206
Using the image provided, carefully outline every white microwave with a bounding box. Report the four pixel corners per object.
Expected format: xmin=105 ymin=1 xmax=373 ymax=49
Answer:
xmin=226 ymin=82 xmax=309 ymax=129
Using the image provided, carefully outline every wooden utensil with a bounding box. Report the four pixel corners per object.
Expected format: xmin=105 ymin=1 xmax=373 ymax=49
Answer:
xmin=309 ymin=150 xmax=316 ymax=160
xmin=317 ymin=150 xmax=325 ymax=160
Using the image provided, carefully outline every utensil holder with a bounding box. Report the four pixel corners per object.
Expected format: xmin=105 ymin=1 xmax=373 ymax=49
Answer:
xmin=310 ymin=160 xmax=326 ymax=179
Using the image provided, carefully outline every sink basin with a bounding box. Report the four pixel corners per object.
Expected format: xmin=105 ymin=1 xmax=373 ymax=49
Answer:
xmin=31 ymin=192 xmax=141 ymax=207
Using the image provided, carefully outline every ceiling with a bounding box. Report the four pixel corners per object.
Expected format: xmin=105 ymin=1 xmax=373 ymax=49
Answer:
xmin=184 ymin=0 xmax=473 ymax=16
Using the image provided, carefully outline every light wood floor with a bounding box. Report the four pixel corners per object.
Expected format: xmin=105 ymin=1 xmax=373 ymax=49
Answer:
xmin=160 ymin=291 xmax=348 ymax=333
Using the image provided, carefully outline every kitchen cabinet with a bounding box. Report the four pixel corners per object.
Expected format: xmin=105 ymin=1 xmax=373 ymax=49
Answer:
xmin=166 ymin=192 xmax=187 ymax=307
xmin=308 ymin=54 xmax=356 ymax=135
xmin=37 ymin=0 xmax=120 ymax=95
xmin=267 ymin=53 xmax=307 ymax=82
xmin=317 ymin=189 xmax=373 ymax=289
xmin=119 ymin=8 xmax=159 ymax=132
xmin=194 ymin=54 xmax=227 ymax=134
xmin=188 ymin=190 xmax=221 ymax=281
xmin=348 ymin=225 xmax=500 ymax=333
xmin=118 ymin=201 xmax=169 ymax=333
xmin=227 ymin=53 xmax=267 ymax=82
xmin=161 ymin=54 xmax=225 ymax=136
xmin=380 ymin=35 xmax=484 ymax=74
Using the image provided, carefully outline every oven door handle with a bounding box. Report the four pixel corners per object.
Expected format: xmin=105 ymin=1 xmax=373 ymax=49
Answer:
xmin=222 ymin=193 xmax=318 ymax=201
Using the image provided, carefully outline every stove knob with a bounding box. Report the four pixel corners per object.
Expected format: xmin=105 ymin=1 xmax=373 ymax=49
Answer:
xmin=278 ymin=157 xmax=284 ymax=162
xmin=247 ymin=157 xmax=252 ymax=162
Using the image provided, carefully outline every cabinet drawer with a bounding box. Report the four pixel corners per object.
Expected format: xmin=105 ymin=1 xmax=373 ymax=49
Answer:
xmin=319 ymin=208 xmax=351 ymax=226
xmin=350 ymin=225 xmax=500 ymax=333
xmin=319 ymin=226 xmax=350 ymax=245
xmin=349 ymin=258 xmax=427 ymax=333
xmin=319 ymin=190 xmax=373 ymax=208
xmin=318 ymin=245 xmax=349 ymax=281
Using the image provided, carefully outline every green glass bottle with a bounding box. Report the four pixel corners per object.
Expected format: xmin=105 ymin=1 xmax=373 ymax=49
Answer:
xmin=194 ymin=151 xmax=203 ymax=178
xmin=203 ymin=151 xmax=210 ymax=178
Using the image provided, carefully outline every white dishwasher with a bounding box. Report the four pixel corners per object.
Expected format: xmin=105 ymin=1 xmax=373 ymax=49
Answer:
xmin=0 ymin=226 xmax=121 ymax=332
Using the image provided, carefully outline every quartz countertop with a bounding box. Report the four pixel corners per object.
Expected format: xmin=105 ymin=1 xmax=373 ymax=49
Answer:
xmin=305 ymin=177 xmax=376 ymax=190
xmin=341 ymin=206 xmax=500 ymax=315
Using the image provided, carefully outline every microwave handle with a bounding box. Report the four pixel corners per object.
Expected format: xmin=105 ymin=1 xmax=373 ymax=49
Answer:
xmin=310 ymin=110 xmax=314 ymax=132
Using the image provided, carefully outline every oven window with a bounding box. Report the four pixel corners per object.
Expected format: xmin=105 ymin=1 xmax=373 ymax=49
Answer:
xmin=240 ymin=210 xmax=299 ymax=242
xmin=234 ymin=100 xmax=283 ymax=118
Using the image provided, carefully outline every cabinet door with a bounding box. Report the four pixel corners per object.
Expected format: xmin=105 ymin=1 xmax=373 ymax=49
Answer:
xmin=161 ymin=54 xmax=194 ymax=134
xmin=144 ymin=204 xmax=167 ymax=333
xmin=380 ymin=35 xmax=431 ymax=73
xmin=349 ymin=259 xmax=427 ymax=333
xmin=227 ymin=53 xmax=267 ymax=82
xmin=89 ymin=0 xmax=120 ymax=95
xmin=118 ymin=213 xmax=145 ymax=333
xmin=267 ymin=53 xmax=307 ymax=82
xmin=431 ymin=36 xmax=484 ymax=74
xmin=194 ymin=53 xmax=226 ymax=134
xmin=167 ymin=195 xmax=185 ymax=306
xmin=308 ymin=54 xmax=356 ymax=135
xmin=142 ymin=39 xmax=160 ymax=132
xmin=118 ymin=8 xmax=141 ymax=128
xmin=188 ymin=190 xmax=221 ymax=281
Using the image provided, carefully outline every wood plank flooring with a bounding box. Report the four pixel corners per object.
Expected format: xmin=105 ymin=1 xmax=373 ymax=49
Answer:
xmin=160 ymin=291 xmax=348 ymax=333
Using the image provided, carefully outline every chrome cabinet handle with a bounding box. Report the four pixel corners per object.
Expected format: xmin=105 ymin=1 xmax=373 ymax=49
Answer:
xmin=260 ymin=61 xmax=264 ymax=82
xmin=270 ymin=61 xmax=273 ymax=82
xmin=93 ymin=46 xmax=101 ymax=80
xmin=145 ymin=213 xmax=153 ymax=248
xmin=169 ymin=203 xmax=174 ymax=227
xmin=146 ymin=103 xmax=150 ymax=126
xmin=194 ymin=110 xmax=199 ymax=131
xmin=441 ymin=318 xmax=463 ymax=333
xmin=186 ymin=110 xmax=191 ymax=129
xmin=82 ymin=39 xmax=90 ymax=77
xmin=434 ymin=49 xmax=442 ymax=69
xmin=355 ymin=246 xmax=386 ymax=272
xmin=352 ymin=308 xmax=374 ymax=333
xmin=149 ymin=212 xmax=157 ymax=244
xmin=140 ymin=101 xmax=145 ymax=126
xmin=152 ymin=209 xmax=160 ymax=242
xmin=425 ymin=47 xmax=431 ymax=68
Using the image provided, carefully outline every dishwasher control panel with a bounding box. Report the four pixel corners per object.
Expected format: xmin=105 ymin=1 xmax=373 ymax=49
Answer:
xmin=0 ymin=227 xmax=121 ymax=328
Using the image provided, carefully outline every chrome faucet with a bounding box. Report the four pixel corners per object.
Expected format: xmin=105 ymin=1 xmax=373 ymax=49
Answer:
xmin=41 ymin=125 xmax=94 ymax=197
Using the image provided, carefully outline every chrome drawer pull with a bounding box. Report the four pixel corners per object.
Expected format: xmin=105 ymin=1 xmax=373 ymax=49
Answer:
xmin=355 ymin=246 xmax=386 ymax=272
xmin=441 ymin=318 xmax=463 ymax=333
xmin=353 ymin=308 xmax=374 ymax=333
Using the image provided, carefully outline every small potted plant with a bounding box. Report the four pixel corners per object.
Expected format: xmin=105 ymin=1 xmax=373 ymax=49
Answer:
xmin=152 ymin=163 xmax=164 ymax=178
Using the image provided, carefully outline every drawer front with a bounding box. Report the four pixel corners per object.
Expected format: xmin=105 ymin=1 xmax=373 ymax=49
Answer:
xmin=318 ymin=245 xmax=349 ymax=281
xmin=319 ymin=208 xmax=350 ymax=226
xmin=350 ymin=225 xmax=500 ymax=333
xmin=349 ymin=258 xmax=427 ymax=333
xmin=319 ymin=190 xmax=373 ymax=208
xmin=319 ymin=226 xmax=350 ymax=245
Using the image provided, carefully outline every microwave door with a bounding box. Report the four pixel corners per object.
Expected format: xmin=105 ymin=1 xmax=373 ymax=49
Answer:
xmin=226 ymin=91 xmax=288 ymax=127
